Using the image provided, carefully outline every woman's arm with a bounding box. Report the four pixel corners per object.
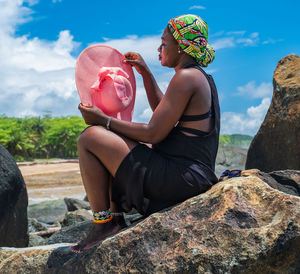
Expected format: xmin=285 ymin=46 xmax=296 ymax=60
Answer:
xmin=79 ymin=69 xmax=203 ymax=144
xmin=124 ymin=52 xmax=163 ymax=111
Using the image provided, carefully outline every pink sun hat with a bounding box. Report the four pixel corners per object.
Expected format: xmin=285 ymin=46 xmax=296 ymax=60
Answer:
xmin=75 ymin=45 xmax=136 ymax=121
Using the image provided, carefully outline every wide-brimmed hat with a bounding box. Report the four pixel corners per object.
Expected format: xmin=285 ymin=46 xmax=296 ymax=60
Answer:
xmin=75 ymin=45 xmax=136 ymax=121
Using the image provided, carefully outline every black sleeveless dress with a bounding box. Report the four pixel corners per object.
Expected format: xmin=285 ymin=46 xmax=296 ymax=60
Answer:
xmin=112 ymin=65 xmax=220 ymax=216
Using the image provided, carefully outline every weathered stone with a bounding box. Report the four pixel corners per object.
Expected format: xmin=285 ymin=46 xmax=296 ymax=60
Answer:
xmin=28 ymin=234 xmax=47 ymax=247
xmin=242 ymin=169 xmax=300 ymax=197
xmin=0 ymin=244 xmax=72 ymax=273
xmin=45 ymin=221 xmax=93 ymax=245
xmin=63 ymin=197 xmax=90 ymax=212
xmin=0 ymin=144 xmax=28 ymax=247
xmin=246 ymin=54 xmax=300 ymax=172
xmin=124 ymin=212 xmax=144 ymax=225
xmin=28 ymin=199 xmax=68 ymax=224
xmin=1 ymin=174 xmax=299 ymax=273
xmin=54 ymin=176 xmax=300 ymax=273
xmin=216 ymin=144 xmax=248 ymax=176
xmin=60 ymin=209 xmax=93 ymax=227
xmin=28 ymin=218 xmax=51 ymax=233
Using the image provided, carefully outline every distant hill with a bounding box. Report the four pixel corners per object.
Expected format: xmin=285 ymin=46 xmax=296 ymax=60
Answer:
xmin=219 ymin=134 xmax=253 ymax=146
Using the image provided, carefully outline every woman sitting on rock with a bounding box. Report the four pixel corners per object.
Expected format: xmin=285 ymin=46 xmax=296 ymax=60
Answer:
xmin=71 ymin=14 xmax=220 ymax=253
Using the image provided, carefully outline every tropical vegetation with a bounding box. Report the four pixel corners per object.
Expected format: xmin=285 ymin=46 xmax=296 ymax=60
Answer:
xmin=0 ymin=116 xmax=253 ymax=161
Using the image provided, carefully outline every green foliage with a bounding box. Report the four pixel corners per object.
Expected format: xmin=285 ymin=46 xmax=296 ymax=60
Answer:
xmin=219 ymin=134 xmax=231 ymax=145
xmin=0 ymin=115 xmax=253 ymax=161
xmin=0 ymin=116 xmax=86 ymax=161
xmin=219 ymin=134 xmax=253 ymax=146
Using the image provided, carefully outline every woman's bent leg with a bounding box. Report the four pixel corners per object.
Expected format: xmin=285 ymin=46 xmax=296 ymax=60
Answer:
xmin=71 ymin=126 xmax=138 ymax=252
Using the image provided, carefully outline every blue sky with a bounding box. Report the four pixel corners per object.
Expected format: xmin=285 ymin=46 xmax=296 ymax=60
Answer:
xmin=0 ymin=0 xmax=299 ymax=135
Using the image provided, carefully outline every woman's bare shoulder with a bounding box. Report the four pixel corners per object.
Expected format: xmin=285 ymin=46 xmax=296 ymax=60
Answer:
xmin=171 ymin=67 xmax=210 ymax=95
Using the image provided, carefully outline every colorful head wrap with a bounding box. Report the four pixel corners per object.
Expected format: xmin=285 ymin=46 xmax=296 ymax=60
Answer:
xmin=168 ymin=14 xmax=215 ymax=67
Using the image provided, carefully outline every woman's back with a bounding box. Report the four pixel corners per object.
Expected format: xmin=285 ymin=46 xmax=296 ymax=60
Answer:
xmin=153 ymin=65 xmax=220 ymax=175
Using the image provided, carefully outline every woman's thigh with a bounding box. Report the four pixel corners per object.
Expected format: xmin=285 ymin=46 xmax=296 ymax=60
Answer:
xmin=78 ymin=126 xmax=139 ymax=177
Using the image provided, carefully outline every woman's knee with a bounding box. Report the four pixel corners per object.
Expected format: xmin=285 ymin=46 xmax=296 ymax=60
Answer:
xmin=78 ymin=125 xmax=105 ymax=147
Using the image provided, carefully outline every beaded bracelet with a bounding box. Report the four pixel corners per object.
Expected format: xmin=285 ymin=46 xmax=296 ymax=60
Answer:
xmin=93 ymin=209 xmax=113 ymax=223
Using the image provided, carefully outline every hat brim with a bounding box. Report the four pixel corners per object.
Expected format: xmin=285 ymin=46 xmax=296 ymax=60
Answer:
xmin=75 ymin=45 xmax=136 ymax=121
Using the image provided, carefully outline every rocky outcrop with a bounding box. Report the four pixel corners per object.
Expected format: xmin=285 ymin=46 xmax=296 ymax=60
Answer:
xmin=60 ymin=209 xmax=93 ymax=227
xmin=243 ymin=169 xmax=300 ymax=197
xmin=0 ymin=244 xmax=72 ymax=273
xmin=28 ymin=199 xmax=68 ymax=224
xmin=0 ymin=144 xmax=28 ymax=247
xmin=246 ymin=54 xmax=300 ymax=172
xmin=216 ymin=144 xmax=248 ymax=176
xmin=46 ymin=220 xmax=93 ymax=245
xmin=1 ymin=173 xmax=299 ymax=273
xmin=63 ymin=197 xmax=90 ymax=211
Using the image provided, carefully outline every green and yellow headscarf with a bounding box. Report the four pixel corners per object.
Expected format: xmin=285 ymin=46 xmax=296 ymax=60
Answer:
xmin=168 ymin=14 xmax=215 ymax=67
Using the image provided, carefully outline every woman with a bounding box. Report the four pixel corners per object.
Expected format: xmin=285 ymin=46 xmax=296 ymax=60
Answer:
xmin=71 ymin=14 xmax=220 ymax=253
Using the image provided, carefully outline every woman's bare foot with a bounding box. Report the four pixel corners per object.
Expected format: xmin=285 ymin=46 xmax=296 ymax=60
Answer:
xmin=70 ymin=217 xmax=127 ymax=253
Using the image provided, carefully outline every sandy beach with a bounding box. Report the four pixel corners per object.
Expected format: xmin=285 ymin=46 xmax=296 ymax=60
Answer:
xmin=18 ymin=161 xmax=85 ymax=205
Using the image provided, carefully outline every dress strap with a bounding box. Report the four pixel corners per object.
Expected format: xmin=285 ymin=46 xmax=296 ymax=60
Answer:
xmin=175 ymin=126 xmax=209 ymax=136
xmin=179 ymin=109 xmax=213 ymax=122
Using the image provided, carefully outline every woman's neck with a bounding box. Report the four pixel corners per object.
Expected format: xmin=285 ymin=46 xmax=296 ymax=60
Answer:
xmin=174 ymin=54 xmax=198 ymax=72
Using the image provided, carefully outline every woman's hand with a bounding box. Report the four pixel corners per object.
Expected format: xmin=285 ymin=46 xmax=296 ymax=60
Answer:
xmin=78 ymin=104 xmax=107 ymax=126
xmin=123 ymin=52 xmax=149 ymax=74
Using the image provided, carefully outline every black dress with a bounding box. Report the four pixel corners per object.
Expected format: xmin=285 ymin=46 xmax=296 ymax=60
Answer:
xmin=111 ymin=65 xmax=220 ymax=216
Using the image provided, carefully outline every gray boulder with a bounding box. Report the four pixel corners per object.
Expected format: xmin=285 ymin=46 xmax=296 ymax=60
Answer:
xmin=0 ymin=144 xmax=28 ymax=247
xmin=216 ymin=144 xmax=248 ymax=176
xmin=60 ymin=209 xmax=93 ymax=227
xmin=28 ymin=218 xmax=51 ymax=233
xmin=28 ymin=199 xmax=68 ymax=224
xmin=46 ymin=220 xmax=93 ymax=245
xmin=64 ymin=197 xmax=90 ymax=211
xmin=28 ymin=234 xmax=47 ymax=247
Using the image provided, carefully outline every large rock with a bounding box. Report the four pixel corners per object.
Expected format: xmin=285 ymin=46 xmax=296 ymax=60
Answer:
xmin=216 ymin=144 xmax=248 ymax=176
xmin=0 ymin=144 xmax=28 ymax=247
xmin=46 ymin=221 xmax=93 ymax=245
xmin=1 ymin=172 xmax=299 ymax=273
xmin=0 ymin=244 xmax=72 ymax=273
xmin=246 ymin=54 xmax=300 ymax=172
xmin=243 ymin=169 xmax=300 ymax=197
xmin=60 ymin=210 xmax=93 ymax=228
xmin=63 ymin=197 xmax=90 ymax=211
xmin=28 ymin=199 xmax=68 ymax=224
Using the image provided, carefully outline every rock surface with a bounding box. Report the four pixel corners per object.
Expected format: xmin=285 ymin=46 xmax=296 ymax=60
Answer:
xmin=63 ymin=197 xmax=90 ymax=211
xmin=45 ymin=221 xmax=93 ymax=245
xmin=246 ymin=54 xmax=300 ymax=172
xmin=0 ymin=144 xmax=28 ymax=247
xmin=243 ymin=169 xmax=300 ymax=197
xmin=0 ymin=244 xmax=72 ymax=273
xmin=60 ymin=209 xmax=93 ymax=228
xmin=216 ymin=144 xmax=248 ymax=176
xmin=28 ymin=199 xmax=68 ymax=224
xmin=1 ymin=173 xmax=299 ymax=273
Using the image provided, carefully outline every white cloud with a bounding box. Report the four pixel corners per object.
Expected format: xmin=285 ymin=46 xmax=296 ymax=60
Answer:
xmin=0 ymin=0 xmax=80 ymax=117
xmin=237 ymin=81 xmax=273 ymax=98
xmin=92 ymin=35 xmax=162 ymax=66
xmin=262 ymin=38 xmax=283 ymax=45
xmin=221 ymin=98 xmax=271 ymax=135
xmin=226 ymin=31 xmax=246 ymax=36
xmin=52 ymin=0 xmax=62 ymax=3
xmin=250 ymin=32 xmax=259 ymax=38
xmin=189 ymin=5 xmax=206 ymax=10
xmin=211 ymin=31 xmax=260 ymax=49
xmin=211 ymin=37 xmax=235 ymax=50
